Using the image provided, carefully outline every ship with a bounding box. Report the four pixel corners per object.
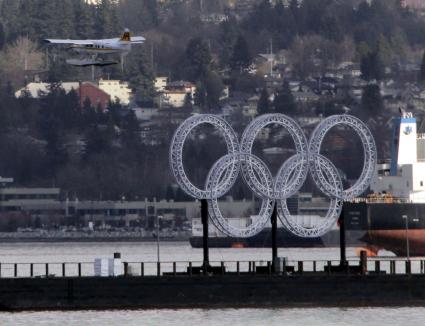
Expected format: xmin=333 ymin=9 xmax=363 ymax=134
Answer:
xmin=190 ymin=193 xmax=364 ymax=249
xmin=345 ymin=111 xmax=425 ymax=256
xmin=190 ymin=111 xmax=425 ymax=256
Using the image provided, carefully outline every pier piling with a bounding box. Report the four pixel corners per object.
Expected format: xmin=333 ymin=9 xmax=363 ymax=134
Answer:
xmin=339 ymin=206 xmax=347 ymax=268
xmin=360 ymin=250 xmax=367 ymax=275
xmin=271 ymin=203 xmax=278 ymax=273
xmin=201 ymin=199 xmax=209 ymax=274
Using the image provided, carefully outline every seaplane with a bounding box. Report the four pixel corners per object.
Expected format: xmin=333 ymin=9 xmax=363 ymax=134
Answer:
xmin=43 ymin=29 xmax=145 ymax=68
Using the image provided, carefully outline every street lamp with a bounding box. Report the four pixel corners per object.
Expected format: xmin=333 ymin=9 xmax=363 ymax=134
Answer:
xmin=156 ymin=215 xmax=162 ymax=262
xmin=402 ymin=215 xmax=410 ymax=261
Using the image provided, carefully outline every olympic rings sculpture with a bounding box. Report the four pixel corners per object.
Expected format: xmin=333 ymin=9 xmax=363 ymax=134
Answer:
xmin=169 ymin=114 xmax=377 ymax=238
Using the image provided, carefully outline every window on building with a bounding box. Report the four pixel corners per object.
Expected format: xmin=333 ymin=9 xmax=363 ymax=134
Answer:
xmin=421 ymin=181 xmax=424 ymax=187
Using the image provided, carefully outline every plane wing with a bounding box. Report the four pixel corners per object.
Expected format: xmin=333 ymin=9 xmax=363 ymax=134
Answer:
xmin=43 ymin=39 xmax=95 ymax=45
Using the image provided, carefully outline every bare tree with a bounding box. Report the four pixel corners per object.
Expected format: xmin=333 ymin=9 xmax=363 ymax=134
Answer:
xmin=0 ymin=36 xmax=44 ymax=87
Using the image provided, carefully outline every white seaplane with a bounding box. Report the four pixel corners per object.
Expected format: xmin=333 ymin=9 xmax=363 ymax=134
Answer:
xmin=43 ymin=29 xmax=145 ymax=68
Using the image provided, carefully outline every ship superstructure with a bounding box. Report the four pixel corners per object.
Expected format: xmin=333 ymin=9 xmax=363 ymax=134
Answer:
xmin=371 ymin=111 xmax=425 ymax=202
xmin=345 ymin=111 xmax=425 ymax=256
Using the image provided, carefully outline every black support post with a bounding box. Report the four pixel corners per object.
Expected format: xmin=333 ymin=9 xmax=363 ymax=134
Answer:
xmin=271 ymin=203 xmax=278 ymax=272
xmin=201 ymin=199 xmax=209 ymax=273
xmin=339 ymin=204 xmax=347 ymax=268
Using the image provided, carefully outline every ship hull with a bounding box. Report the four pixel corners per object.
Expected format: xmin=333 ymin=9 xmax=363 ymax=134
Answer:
xmin=345 ymin=202 xmax=425 ymax=256
xmin=190 ymin=202 xmax=425 ymax=256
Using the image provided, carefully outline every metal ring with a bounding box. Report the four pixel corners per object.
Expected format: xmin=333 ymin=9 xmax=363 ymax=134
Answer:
xmin=169 ymin=114 xmax=240 ymax=199
xmin=277 ymin=155 xmax=343 ymax=237
xmin=206 ymin=153 xmax=274 ymax=238
xmin=309 ymin=115 xmax=377 ymax=200
xmin=240 ymin=114 xmax=309 ymax=200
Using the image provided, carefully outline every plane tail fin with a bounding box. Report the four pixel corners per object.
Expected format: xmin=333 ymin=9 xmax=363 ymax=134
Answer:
xmin=120 ymin=28 xmax=131 ymax=42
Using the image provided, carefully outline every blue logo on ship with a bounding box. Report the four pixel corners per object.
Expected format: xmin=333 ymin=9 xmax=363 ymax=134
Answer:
xmin=403 ymin=126 xmax=413 ymax=135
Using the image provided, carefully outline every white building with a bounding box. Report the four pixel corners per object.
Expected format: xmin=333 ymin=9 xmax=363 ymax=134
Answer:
xmin=15 ymin=82 xmax=79 ymax=98
xmin=161 ymin=81 xmax=196 ymax=108
xmin=98 ymin=79 xmax=132 ymax=105
xmin=154 ymin=77 xmax=168 ymax=92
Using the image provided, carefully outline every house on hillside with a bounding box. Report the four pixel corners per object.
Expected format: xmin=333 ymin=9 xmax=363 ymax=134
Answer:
xmin=78 ymin=82 xmax=111 ymax=110
xmin=292 ymin=87 xmax=320 ymax=103
xmin=155 ymin=77 xmax=168 ymax=92
xmin=160 ymin=81 xmax=196 ymax=108
xmin=98 ymin=79 xmax=132 ymax=105
xmin=16 ymin=80 xmax=129 ymax=109
xmin=15 ymin=82 xmax=79 ymax=98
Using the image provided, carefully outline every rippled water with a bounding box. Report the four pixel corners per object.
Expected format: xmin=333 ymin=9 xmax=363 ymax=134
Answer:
xmin=0 ymin=241 xmax=365 ymax=263
xmin=0 ymin=242 xmax=420 ymax=325
xmin=1 ymin=307 xmax=424 ymax=326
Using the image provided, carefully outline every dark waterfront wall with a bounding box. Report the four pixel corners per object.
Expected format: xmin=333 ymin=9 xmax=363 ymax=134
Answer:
xmin=1 ymin=274 xmax=425 ymax=310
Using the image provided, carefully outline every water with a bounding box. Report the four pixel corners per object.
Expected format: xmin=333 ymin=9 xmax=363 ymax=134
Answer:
xmin=0 ymin=241 xmax=365 ymax=276
xmin=0 ymin=242 xmax=422 ymax=325
xmin=1 ymin=308 xmax=424 ymax=326
xmin=0 ymin=241 xmax=359 ymax=263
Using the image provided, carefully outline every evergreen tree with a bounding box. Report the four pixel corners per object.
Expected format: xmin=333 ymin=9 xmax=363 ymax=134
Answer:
xmin=94 ymin=0 xmax=119 ymax=38
xmin=45 ymin=128 xmax=68 ymax=179
xmin=0 ymin=22 xmax=5 ymax=51
xmin=230 ymin=34 xmax=252 ymax=72
xmin=185 ymin=37 xmax=212 ymax=81
xmin=257 ymin=88 xmax=270 ymax=115
xmin=183 ymin=93 xmax=193 ymax=110
xmin=219 ymin=18 xmax=239 ymax=69
xmin=194 ymin=82 xmax=206 ymax=108
xmin=121 ymin=111 xmax=141 ymax=150
xmin=204 ymin=71 xmax=224 ymax=111
xmin=321 ymin=14 xmax=343 ymax=43
xmin=74 ymin=0 xmax=95 ymax=38
xmin=377 ymin=34 xmax=393 ymax=67
xmin=419 ymin=51 xmax=425 ymax=82
xmin=361 ymin=84 xmax=383 ymax=115
xmin=245 ymin=0 xmax=272 ymax=32
xmin=0 ymin=0 xmax=20 ymax=42
xmin=361 ymin=52 xmax=384 ymax=81
xmin=125 ymin=47 xmax=155 ymax=106
xmin=56 ymin=0 xmax=76 ymax=38
xmin=34 ymin=0 xmax=60 ymax=39
xmin=118 ymin=0 xmax=158 ymax=31
xmin=274 ymin=81 xmax=296 ymax=114
xmin=17 ymin=0 xmax=37 ymax=37
xmin=83 ymin=124 xmax=112 ymax=160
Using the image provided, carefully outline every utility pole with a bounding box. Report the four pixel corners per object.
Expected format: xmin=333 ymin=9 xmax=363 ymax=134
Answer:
xmin=270 ymin=38 xmax=273 ymax=77
xmin=157 ymin=215 xmax=162 ymax=262
xmin=402 ymin=215 xmax=410 ymax=260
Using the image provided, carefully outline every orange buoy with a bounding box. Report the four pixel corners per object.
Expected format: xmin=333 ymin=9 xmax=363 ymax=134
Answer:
xmin=355 ymin=247 xmax=378 ymax=257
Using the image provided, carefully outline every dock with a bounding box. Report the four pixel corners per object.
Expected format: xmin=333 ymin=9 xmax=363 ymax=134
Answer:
xmin=0 ymin=257 xmax=425 ymax=310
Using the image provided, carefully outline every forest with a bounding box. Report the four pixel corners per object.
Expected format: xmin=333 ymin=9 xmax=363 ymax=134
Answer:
xmin=0 ymin=0 xmax=424 ymax=201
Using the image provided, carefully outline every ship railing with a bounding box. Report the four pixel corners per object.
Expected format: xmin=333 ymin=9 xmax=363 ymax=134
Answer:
xmin=0 ymin=257 xmax=424 ymax=278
